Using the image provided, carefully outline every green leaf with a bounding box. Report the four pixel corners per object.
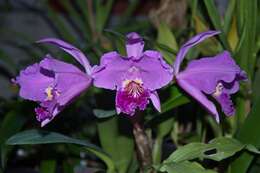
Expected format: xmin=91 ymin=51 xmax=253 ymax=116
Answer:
xmin=234 ymin=0 xmax=257 ymax=78
xmin=164 ymin=137 xmax=248 ymax=163
xmin=252 ymin=61 xmax=260 ymax=103
xmin=153 ymin=117 xmax=174 ymax=164
xmin=223 ymin=0 xmax=236 ymax=34
xmin=93 ymin=109 xmax=115 ymax=118
xmin=160 ymin=161 xmax=217 ymax=173
xmin=0 ymin=111 xmax=26 ymax=168
xmin=156 ymin=22 xmax=178 ymax=64
xmin=203 ymin=0 xmax=230 ymax=50
xmin=161 ymin=86 xmax=190 ymax=114
xmin=6 ymin=129 xmax=102 ymax=151
xmin=95 ymin=0 xmax=114 ymax=33
xmin=46 ymin=4 xmax=77 ymax=43
xmin=40 ymin=160 xmax=56 ymax=173
xmin=60 ymin=0 xmax=91 ymax=40
xmin=97 ymin=117 xmax=134 ymax=173
xmin=6 ymin=129 xmax=115 ymax=172
xmin=230 ymin=98 xmax=260 ymax=173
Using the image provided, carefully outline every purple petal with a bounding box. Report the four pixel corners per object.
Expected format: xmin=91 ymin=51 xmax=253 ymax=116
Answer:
xmin=214 ymin=92 xmax=235 ymax=116
xmin=138 ymin=50 xmax=173 ymax=90
xmin=37 ymin=38 xmax=92 ymax=74
xmin=15 ymin=62 xmax=54 ymax=102
xmin=93 ymin=50 xmax=173 ymax=91
xmin=92 ymin=51 xmax=132 ymax=90
xmin=39 ymin=55 xmax=84 ymax=74
xmin=39 ymin=106 xmax=61 ymax=127
xmin=115 ymin=88 xmax=150 ymax=116
xmin=177 ymin=51 xmax=244 ymax=94
xmin=35 ymin=97 xmax=62 ymax=127
xmin=39 ymin=57 xmax=92 ymax=105
xmin=150 ymin=91 xmax=161 ymax=112
xmin=126 ymin=32 xmax=144 ymax=59
xmin=173 ymin=30 xmax=220 ymax=74
xmin=177 ymin=78 xmax=220 ymax=122
xmin=16 ymin=56 xmax=92 ymax=127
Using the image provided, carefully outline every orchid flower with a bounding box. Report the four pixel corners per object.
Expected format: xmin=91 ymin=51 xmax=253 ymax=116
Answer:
xmin=173 ymin=31 xmax=247 ymax=122
xmin=14 ymin=39 xmax=93 ymax=126
xmin=92 ymin=32 xmax=173 ymax=116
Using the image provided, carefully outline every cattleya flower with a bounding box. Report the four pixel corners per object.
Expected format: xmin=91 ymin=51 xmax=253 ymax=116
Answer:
xmin=173 ymin=31 xmax=247 ymax=122
xmin=14 ymin=39 xmax=93 ymax=126
xmin=92 ymin=32 xmax=173 ymax=115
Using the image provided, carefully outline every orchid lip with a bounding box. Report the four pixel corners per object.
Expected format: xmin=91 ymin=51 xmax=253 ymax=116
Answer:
xmin=122 ymin=78 xmax=144 ymax=98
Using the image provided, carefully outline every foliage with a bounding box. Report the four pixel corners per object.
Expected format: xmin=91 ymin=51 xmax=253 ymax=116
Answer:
xmin=0 ymin=0 xmax=259 ymax=173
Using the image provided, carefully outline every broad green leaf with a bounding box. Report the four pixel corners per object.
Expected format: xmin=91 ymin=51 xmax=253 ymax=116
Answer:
xmin=97 ymin=117 xmax=134 ymax=173
xmin=6 ymin=129 xmax=115 ymax=172
xmin=93 ymin=109 xmax=115 ymax=118
xmin=6 ymin=129 xmax=103 ymax=151
xmin=160 ymin=161 xmax=217 ymax=173
xmin=164 ymin=137 xmax=254 ymax=163
xmin=157 ymin=22 xmax=178 ymax=64
xmin=230 ymin=98 xmax=260 ymax=173
xmin=40 ymin=160 xmax=56 ymax=173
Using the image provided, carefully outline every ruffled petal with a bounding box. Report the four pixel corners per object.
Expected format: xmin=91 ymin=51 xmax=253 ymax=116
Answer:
xmin=173 ymin=30 xmax=220 ymax=74
xmin=177 ymin=51 xmax=244 ymax=94
xmin=37 ymin=38 xmax=92 ymax=74
xmin=214 ymin=92 xmax=235 ymax=116
xmin=92 ymin=51 xmax=132 ymax=90
xmin=177 ymin=78 xmax=219 ymax=122
xmin=115 ymin=88 xmax=150 ymax=116
xmin=39 ymin=57 xmax=92 ymax=105
xmin=135 ymin=50 xmax=173 ymax=90
xmin=126 ymin=32 xmax=144 ymax=59
xmin=15 ymin=62 xmax=54 ymax=102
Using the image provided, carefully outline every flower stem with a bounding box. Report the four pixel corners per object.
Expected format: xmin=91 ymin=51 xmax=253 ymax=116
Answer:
xmin=132 ymin=120 xmax=153 ymax=172
xmin=152 ymin=137 xmax=163 ymax=164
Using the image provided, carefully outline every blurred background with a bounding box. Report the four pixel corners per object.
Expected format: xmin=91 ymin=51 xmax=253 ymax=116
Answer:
xmin=0 ymin=0 xmax=259 ymax=173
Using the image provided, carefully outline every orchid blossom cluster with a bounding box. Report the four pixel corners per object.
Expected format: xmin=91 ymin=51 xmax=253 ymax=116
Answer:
xmin=14 ymin=31 xmax=246 ymax=126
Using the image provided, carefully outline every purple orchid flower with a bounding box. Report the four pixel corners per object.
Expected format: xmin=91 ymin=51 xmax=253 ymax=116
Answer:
xmin=92 ymin=32 xmax=173 ymax=116
xmin=14 ymin=39 xmax=93 ymax=126
xmin=173 ymin=31 xmax=247 ymax=122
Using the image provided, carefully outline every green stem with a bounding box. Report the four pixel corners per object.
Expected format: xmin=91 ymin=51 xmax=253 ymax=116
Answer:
xmin=152 ymin=137 xmax=163 ymax=164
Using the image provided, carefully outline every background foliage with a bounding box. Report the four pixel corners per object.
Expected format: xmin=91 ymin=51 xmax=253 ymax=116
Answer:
xmin=0 ymin=0 xmax=259 ymax=173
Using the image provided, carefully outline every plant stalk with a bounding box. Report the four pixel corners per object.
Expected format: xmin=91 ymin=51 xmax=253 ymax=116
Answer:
xmin=132 ymin=121 xmax=153 ymax=172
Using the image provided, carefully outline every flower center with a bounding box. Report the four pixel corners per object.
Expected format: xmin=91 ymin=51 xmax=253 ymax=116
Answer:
xmin=212 ymin=83 xmax=223 ymax=97
xmin=122 ymin=79 xmax=144 ymax=98
xmin=45 ymin=86 xmax=60 ymax=101
xmin=45 ymin=86 xmax=54 ymax=100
